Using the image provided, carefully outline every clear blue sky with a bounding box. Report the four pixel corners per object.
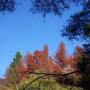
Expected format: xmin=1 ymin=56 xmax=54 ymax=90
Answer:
xmin=0 ymin=1 xmax=83 ymax=77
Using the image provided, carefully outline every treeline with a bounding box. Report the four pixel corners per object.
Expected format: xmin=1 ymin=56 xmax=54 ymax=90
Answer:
xmin=0 ymin=42 xmax=90 ymax=90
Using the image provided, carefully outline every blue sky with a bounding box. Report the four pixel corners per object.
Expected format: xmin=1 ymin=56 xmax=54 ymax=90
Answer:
xmin=0 ymin=1 xmax=83 ymax=77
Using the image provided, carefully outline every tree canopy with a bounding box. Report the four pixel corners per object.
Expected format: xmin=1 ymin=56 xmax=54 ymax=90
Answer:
xmin=62 ymin=1 xmax=90 ymax=41
xmin=1 ymin=42 xmax=89 ymax=90
xmin=31 ymin=0 xmax=90 ymax=41
xmin=31 ymin=0 xmax=87 ymax=16
xmin=0 ymin=0 xmax=15 ymax=12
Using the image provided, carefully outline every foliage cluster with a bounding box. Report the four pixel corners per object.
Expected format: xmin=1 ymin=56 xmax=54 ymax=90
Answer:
xmin=0 ymin=42 xmax=89 ymax=90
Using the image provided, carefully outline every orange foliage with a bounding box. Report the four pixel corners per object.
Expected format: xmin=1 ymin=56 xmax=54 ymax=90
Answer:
xmin=55 ymin=42 xmax=66 ymax=67
xmin=74 ymin=46 xmax=84 ymax=57
xmin=14 ymin=42 xmax=82 ymax=82
xmin=15 ymin=59 xmax=26 ymax=82
xmin=25 ymin=53 xmax=37 ymax=72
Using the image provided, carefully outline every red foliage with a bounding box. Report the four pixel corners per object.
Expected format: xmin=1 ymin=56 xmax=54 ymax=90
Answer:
xmin=14 ymin=43 xmax=83 ymax=82
xmin=25 ymin=53 xmax=37 ymax=72
xmin=74 ymin=46 xmax=84 ymax=56
xmin=15 ymin=59 xmax=26 ymax=81
xmin=55 ymin=42 xmax=66 ymax=67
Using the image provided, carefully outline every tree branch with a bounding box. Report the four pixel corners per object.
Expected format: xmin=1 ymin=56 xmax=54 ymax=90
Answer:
xmin=22 ymin=70 xmax=78 ymax=90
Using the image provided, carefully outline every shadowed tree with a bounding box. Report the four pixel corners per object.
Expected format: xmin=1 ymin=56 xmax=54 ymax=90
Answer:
xmin=62 ymin=1 xmax=90 ymax=41
xmin=31 ymin=0 xmax=88 ymax=16
xmin=0 ymin=0 xmax=15 ymax=13
xmin=76 ymin=44 xmax=90 ymax=90
xmin=55 ymin=42 xmax=66 ymax=68
xmin=30 ymin=0 xmax=90 ymax=42
xmin=61 ymin=2 xmax=90 ymax=89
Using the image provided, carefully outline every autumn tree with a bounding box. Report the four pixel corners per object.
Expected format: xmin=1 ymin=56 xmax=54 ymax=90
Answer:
xmin=14 ymin=44 xmax=66 ymax=90
xmin=55 ymin=42 xmax=67 ymax=69
xmin=56 ymin=45 xmax=90 ymax=90
xmin=11 ymin=44 xmax=61 ymax=81
xmin=15 ymin=59 xmax=26 ymax=82
xmin=3 ymin=43 xmax=86 ymax=90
